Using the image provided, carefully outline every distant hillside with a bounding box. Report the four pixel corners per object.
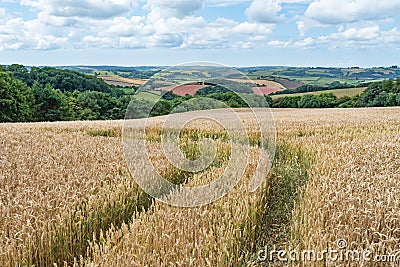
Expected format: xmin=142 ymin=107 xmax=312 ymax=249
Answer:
xmin=5 ymin=64 xmax=112 ymax=93
xmin=57 ymin=65 xmax=400 ymax=90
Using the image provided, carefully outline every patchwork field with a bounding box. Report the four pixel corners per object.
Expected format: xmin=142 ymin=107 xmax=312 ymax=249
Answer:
xmin=101 ymin=76 xmax=146 ymax=87
xmin=271 ymin=87 xmax=368 ymax=99
xmin=1 ymin=108 xmax=399 ymax=266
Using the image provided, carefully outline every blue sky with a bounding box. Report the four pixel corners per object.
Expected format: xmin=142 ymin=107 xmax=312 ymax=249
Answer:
xmin=0 ymin=0 xmax=399 ymax=67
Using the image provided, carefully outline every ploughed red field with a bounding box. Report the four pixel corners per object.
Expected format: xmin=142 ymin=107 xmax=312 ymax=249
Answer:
xmin=156 ymin=82 xmax=209 ymax=96
xmin=252 ymin=86 xmax=284 ymax=95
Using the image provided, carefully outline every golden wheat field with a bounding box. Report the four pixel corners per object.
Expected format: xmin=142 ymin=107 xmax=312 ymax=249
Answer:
xmin=1 ymin=108 xmax=400 ymax=266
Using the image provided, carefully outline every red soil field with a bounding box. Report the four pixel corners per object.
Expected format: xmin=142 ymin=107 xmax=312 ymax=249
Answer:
xmin=156 ymin=83 xmax=209 ymax=96
xmin=172 ymin=84 xmax=209 ymax=96
xmin=252 ymin=86 xmax=284 ymax=95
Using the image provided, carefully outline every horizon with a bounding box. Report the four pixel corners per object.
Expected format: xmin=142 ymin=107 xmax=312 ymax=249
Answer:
xmin=3 ymin=64 xmax=399 ymax=69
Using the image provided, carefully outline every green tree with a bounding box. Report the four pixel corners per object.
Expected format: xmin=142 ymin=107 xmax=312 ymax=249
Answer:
xmin=272 ymin=96 xmax=301 ymax=108
xmin=0 ymin=71 xmax=34 ymax=122
xmin=76 ymin=91 xmax=104 ymax=120
xmin=33 ymin=82 xmax=73 ymax=121
xmin=317 ymin=93 xmax=338 ymax=108
xmin=6 ymin=64 xmax=33 ymax=85
xmin=150 ymin=99 xmax=172 ymax=116
xmin=298 ymin=95 xmax=323 ymax=108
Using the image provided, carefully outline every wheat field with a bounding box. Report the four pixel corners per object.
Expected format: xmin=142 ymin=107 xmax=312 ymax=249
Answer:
xmin=1 ymin=108 xmax=399 ymax=266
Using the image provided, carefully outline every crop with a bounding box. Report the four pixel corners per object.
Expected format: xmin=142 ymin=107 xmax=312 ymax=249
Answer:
xmin=1 ymin=107 xmax=399 ymax=266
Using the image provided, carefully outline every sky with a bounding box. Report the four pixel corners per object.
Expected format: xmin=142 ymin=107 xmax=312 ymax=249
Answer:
xmin=0 ymin=0 xmax=400 ymax=67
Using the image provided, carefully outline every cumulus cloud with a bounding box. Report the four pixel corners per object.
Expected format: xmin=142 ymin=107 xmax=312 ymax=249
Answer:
xmin=82 ymin=35 xmax=114 ymax=48
xmin=293 ymin=36 xmax=314 ymax=47
xmin=76 ymin=14 xmax=274 ymax=50
xmin=334 ymin=24 xmax=380 ymax=41
xmin=0 ymin=17 xmax=24 ymax=42
xmin=0 ymin=14 xmax=69 ymax=51
xmin=305 ymin=0 xmax=400 ymax=24
xmin=33 ymin=34 xmax=68 ymax=49
xmin=104 ymin=16 xmax=149 ymax=37
xmin=275 ymin=22 xmax=400 ymax=50
xmin=234 ymin=41 xmax=257 ymax=49
xmin=233 ymin=22 xmax=273 ymax=35
xmin=37 ymin=13 xmax=78 ymax=27
xmin=145 ymin=0 xmax=204 ymax=19
xmin=316 ymin=23 xmax=400 ymax=47
xmin=9 ymin=0 xmax=399 ymax=53
xmin=0 ymin=17 xmax=25 ymax=51
xmin=28 ymin=0 xmax=132 ymax=19
xmin=245 ymin=0 xmax=284 ymax=23
xmin=0 ymin=0 xmax=281 ymax=51
xmin=268 ymin=39 xmax=291 ymax=47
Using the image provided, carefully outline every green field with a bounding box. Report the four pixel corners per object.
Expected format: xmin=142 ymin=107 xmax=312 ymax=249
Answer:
xmin=134 ymin=90 xmax=162 ymax=102
xmin=271 ymin=87 xmax=367 ymax=99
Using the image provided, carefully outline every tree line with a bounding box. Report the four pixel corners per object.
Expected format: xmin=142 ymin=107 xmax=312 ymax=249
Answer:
xmin=270 ymin=82 xmax=360 ymax=96
xmin=270 ymin=79 xmax=400 ymax=108
xmin=0 ymin=65 xmax=131 ymax=122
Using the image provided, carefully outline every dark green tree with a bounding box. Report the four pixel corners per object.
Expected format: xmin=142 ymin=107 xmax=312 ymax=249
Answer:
xmin=33 ymin=82 xmax=73 ymax=121
xmin=6 ymin=64 xmax=33 ymax=85
xmin=0 ymin=71 xmax=35 ymax=122
xmin=298 ymin=95 xmax=323 ymax=108
xmin=317 ymin=93 xmax=338 ymax=108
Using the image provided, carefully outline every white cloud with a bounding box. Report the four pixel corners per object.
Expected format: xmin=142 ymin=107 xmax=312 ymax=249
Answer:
xmin=233 ymin=22 xmax=273 ymax=35
xmin=0 ymin=15 xmax=69 ymax=50
xmin=334 ymin=24 xmax=380 ymax=41
xmin=82 ymin=35 xmax=114 ymax=48
xmin=77 ymin=14 xmax=268 ymax=50
xmin=104 ymin=16 xmax=149 ymax=37
xmin=315 ymin=23 xmax=400 ymax=48
xmin=296 ymin=18 xmax=326 ymax=36
xmin=33 ymin=34 xmax=68 ymax=49
xmin=118 ymin=36 xmax=146 ymax=48
xmin=305 ymin=0 xmax=400 ymax=25
xmin=245 ymin=0 xmax=284 ymax=23
xmin=381 ymin=28 xmax=400 ymax=44
xmin=271 ymin=21 xmax=400 ymax=50
xmin=234 ymin=41 xmax=257 ymax=49
xmin=293 ymin=36 xmax=314 ymax=47
xmin=206 ymin=0 xmax=251 ymax=7
xmin=28 ymin=0 xmax=132 ymax=19
xmin=145 ymin=0 xmax=204 ymax=19
xmin=0 ymin=18 xmax=25 ymax=51
xmin=268 ymin=39 xmax=291 ymax=47
xmin=37 ymin=12 xmax=78 ymax=27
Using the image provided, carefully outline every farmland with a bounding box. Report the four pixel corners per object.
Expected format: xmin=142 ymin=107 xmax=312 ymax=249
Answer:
xmin=271 ymin=87 xmax=368 ymax=99
xmin=134 ymin=90 xmax=162 ymax=101
xmin=154 ymin=83 xmax=210 ymax=96
xmin=66 ymin=65 xmax=400 ymax=92
xmin=1 ymin=107 xmax=399 ymax=266
xmin=100 ymin=76 xmax=146 ymax=87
